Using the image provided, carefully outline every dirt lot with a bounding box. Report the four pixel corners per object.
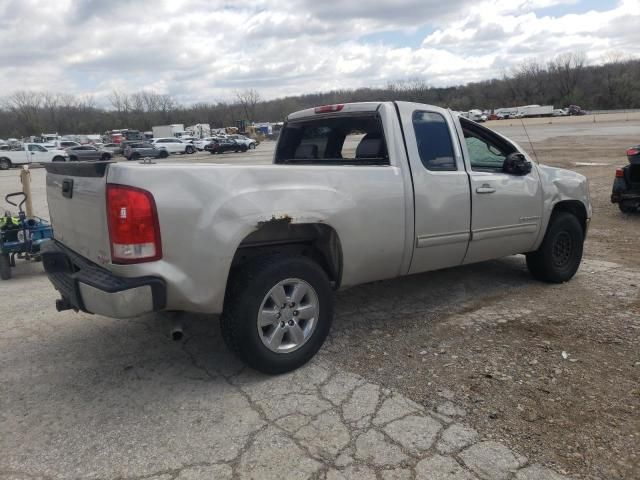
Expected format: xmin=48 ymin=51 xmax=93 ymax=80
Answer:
xmin=326 ymin=127 xmax=640 ymax=479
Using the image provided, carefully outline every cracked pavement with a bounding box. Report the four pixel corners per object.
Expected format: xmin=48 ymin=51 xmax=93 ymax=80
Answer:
xmin=1 ymin=272 xmax=569 ymax=480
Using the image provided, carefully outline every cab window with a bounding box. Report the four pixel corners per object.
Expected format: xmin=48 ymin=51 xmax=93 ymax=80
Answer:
xmin=412 ymin=111 xmax=456 ymax=171
xmin=28 ymin=144 xmax=47 ymax=152
xmin=275 ymin=114 xmax=388 ymax=165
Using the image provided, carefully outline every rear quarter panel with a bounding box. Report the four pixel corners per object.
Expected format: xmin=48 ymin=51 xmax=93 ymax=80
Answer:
xmin=106 ymin=162 xmax=408 ymax=314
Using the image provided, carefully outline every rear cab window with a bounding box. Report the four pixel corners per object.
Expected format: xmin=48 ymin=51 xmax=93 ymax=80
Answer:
xmin=275 ymin=113 xmax=389 ymax=165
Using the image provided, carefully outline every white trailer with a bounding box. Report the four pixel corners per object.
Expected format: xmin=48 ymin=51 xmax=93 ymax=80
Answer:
xmin=521 ymin=105 xmax=554 ymax=118
xmin=152 ymin=124 xmax=185 ymax=139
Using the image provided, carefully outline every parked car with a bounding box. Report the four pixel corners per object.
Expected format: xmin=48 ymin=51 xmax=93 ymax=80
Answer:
xmin=194 ymin=137 xmax=216 ymax=150
xmin=204 ymin=138 xmax=248 ymax=154
xmin=101 ymin=143 xmax=123 ymax=155
xmin=123 ymin=142 xmax=169 ymax=160
xmin=611 ymin=145 xmax=640 ymax=213
xmin=228 ymin=134 xmax=258 ymax=149
xmin=66 ymin=145 xmax=112 ymax=162
xmin=0 ymin=143 xmax=69 ymax=170
xmin=56 ymin=140 xmax=81 ymax=149
xmin=151 ymin=137 xmax=196 ymax=154
xmin=568 ymin=105 xmax=586 ymax=116
xmin=41 ymin=101 xmax=591 ymax=374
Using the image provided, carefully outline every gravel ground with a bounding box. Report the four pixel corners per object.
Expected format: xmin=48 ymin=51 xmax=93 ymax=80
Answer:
xmin=325 ymin=126 xmax=640 ymax=480
xmin=1 ymin=122 xmax=639 ymax=479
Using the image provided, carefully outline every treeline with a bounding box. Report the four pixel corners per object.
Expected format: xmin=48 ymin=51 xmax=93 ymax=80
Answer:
xmin=1 ymin=53 xmax=639 ymax=138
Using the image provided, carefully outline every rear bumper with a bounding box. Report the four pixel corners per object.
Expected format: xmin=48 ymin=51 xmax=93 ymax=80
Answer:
xmin=41 ymin=240 xmax=166 ymax=318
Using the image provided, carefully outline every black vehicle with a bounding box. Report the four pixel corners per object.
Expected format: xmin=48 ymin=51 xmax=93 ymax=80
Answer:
xmin=611 ymin=145 xmax=640 ymax=213
xmin=123 ymin=142 xmax=169 ymax=161
xmin=204 ymin=138 xmax=248 ymax=154
xmin=66 ymin=145 xmax=112 ymax=162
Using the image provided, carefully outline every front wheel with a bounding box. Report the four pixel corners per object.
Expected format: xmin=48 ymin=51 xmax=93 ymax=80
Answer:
xmin=221 ymin=255 xmax=334 ymax=374
xmin=526 ymin=212 xmax=584 ymax=283
xmin=100 ymin=153 xmax=111 ymax=161
xmin=158 ymin=150 xmax=169 ymax=159
xmin=0 ymin=254 xmax=11 ymax=280
xmin=52 ymin=156 xmax=65 ymax=162
xmin=186 ymin=146 xmax=195 ymax=154
xmin=249 ymin=143 xmax=256 ymax=149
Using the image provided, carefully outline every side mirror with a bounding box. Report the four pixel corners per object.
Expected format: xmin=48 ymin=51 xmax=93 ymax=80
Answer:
xmin=503 ymin=152 xmax=532 ymax=175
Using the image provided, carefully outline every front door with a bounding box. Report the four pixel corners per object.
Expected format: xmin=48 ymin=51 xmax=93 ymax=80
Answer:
xmin=28 ymin=144 xmax=50 ymax=164
xmin=396 ymin=102 xmax=471 ymax=274
xmin=455 ymin=118 xmax=543 ymax=264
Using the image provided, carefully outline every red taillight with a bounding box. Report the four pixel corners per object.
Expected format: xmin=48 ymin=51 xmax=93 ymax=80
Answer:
xmin=106 ymin=184 xmax=162 ymax=264
xmin=627 ymin=148 xmax=639 ymax=157
xmin=314 ymin=104 xmax=344 ymax=114
xmin=616 ymin=168 xmax=624 ymax=178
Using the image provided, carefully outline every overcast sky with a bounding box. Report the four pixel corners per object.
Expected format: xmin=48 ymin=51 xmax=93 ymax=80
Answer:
xmin=1 ymin=0 xmax=638 ymax=105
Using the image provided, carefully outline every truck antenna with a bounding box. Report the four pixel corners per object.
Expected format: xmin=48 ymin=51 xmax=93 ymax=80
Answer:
xmin=520 ymin=118 xmax=540 ymax=163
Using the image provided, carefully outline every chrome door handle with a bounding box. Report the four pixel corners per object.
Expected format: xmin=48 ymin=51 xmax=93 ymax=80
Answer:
xmin=476 ymin=184 xmax=496 ymax=194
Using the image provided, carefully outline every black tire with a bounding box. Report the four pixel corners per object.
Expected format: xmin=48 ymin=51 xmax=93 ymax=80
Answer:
xmin=186 ymin=146 xmax=195 ymax=154
xmin=0 ymin=158 xmax=12 ymax=170
xmin=159 ymin=150 xmax=169 ymax=159
xmin=526 ymin=212 xmax=584 ymax=283
xmin=249 ymin=143 xmax=256 ymax=150
xmin=69 ymin=156 xmax=78 ymax=162
xmin=0 ymin=254 xmax=11 ymax=280
xmin=221 ymin=254 xmax=334 ymax=374
xmin=52 ymin=156 xmax=65 ymax=162
xmin=131 ymin=152 xmax=141 ymax=160
xmin=100 ymin=153 xmax=111 ymax=161
xmin=619 ymin=202 xmax=636 ymax=214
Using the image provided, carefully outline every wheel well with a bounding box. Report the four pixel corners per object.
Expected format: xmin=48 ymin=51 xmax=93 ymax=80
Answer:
xmin=552 ymin=200 xmax=588 ymax=234
xmin=230 ymin=220 xmax=343 ymax=288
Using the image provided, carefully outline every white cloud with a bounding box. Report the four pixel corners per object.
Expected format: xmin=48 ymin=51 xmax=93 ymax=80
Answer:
xmin=0 ymin=0 xmax=638 ymax=105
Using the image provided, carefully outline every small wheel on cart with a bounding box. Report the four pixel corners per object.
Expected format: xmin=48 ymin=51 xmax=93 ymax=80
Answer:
xmin=0 ymin=254 xmax=11 ymax=280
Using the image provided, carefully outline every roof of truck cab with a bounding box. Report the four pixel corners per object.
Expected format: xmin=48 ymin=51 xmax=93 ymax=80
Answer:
xmin=286 ymin=102 xmax=384 ymax=121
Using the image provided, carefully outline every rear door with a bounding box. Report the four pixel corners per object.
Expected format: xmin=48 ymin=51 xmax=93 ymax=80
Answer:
xmin=455 ymin=117 xmax=543 ymax=263
xmin=395 ymin=102 xmax=471 ymax=273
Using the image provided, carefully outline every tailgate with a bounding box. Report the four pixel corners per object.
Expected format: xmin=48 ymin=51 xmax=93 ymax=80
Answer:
xmin=45 ymin=162 xmax=112 ymax=266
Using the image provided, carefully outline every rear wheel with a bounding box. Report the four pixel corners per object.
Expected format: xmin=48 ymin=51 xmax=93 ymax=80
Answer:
xmin=100 ymin=153 xmax=111 ymax=161
xmin=0 ymin=158 xmax=12 ymax=170
xmin=52 ymin=156 xmax=65 ymax=162
xmin=159 ymin=150 xmax=169 ymax=159
xmin=221 ymin=255 xmax=334 ymax=374
xmin=526 ymin=212 xmax=584 ymax=283
xmin=619 ymin=202 xmax=636 ymax=213
xmin=186 ymin=146 xmax=195 ymax=154
xmin=131 ymin=152 xmax=140 ymax=160
xmin=69 ymin=156 xmax=78 ymax=162
xmin=0 ymin=254 xmax=11 ymax=280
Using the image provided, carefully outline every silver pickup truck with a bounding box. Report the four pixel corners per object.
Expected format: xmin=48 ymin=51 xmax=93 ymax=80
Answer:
xmin=41 ymin=102 xmax=591 ymax=373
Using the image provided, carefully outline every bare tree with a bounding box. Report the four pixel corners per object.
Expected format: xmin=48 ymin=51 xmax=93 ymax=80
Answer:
xmin=548 ymin=52 xmax=586 ymax=102
xmin=235 ymin=89 xmax=262 ymax=122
